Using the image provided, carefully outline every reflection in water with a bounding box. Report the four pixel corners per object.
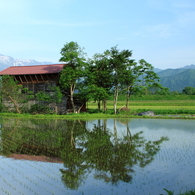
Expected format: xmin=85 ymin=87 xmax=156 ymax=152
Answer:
xmin=0 ymin=118 xmax=168 ymax=191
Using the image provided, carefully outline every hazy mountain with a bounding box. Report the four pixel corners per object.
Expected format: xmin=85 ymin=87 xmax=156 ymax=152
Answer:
xmin=157 ymin=68 xmax=186 ymax=77
xmin=179 ymin=64 xmax=195 ymax=69
xmin=0 ymin=54 xmax=53 ymax=71
xmin=153 ymin=68 xmax=163 ymax=73
xmin=158 ymin=67 xmax=195 ymax=92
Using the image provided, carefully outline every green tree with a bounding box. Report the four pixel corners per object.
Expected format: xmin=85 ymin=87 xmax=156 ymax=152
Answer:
xmin=84 ymin=53 xmax=113 ymax=111
xmin=0 ymin=75 xmax=33 ymax=113
xmin=35 ymin=86 xmax=63 ymax=113
xmin=59 ymin=41 xmax=86 ymax=113
xmin=182 ymin=86 xmax=195 ymax=95
xmin=122 ymin=59 xmax=163 ymax=108
xmin=107 ymin=46 xmax=133 ymax=114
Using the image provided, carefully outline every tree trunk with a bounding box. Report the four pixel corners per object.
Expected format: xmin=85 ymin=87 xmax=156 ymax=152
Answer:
xmin=77 ymin=103 xmax=84 ymax=113
xmin=7 ymin=94 xmax=21 ymax=114
xmin=54 ymin=105 xmax=58 ymax=114
xmin=113 ymin=85 xmax=119 ymax=114
xmin=70 ymin=85 xmax=76 ymax=113
xmin=70 ymin=121 xmax=76 ymax=148
xmin=98 ymin=99 xmax=101 ymax=111
xmin=126 ymin=123 xmax=132 ymax=146
xmin=125 ymin=85 xmax=132 ymax=109
xmin=102 ymin=99 xmax=107 ymax=112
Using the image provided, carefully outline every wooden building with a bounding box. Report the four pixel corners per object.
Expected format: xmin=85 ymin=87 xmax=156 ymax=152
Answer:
xmin=0 ymin=64 xmax=86 ymax=114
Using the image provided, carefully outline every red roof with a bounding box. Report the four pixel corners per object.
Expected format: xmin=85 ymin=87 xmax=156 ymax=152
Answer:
xmin=0 ymin=64 xmax=66 ymax=75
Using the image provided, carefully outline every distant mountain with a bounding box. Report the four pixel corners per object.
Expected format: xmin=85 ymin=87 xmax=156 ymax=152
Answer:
xmin=153 ymin=68 xmax=163 ymax=73
xmin=179 ymin=64 xmax=195 ymax=69
xmin=0 ymin=54 xmax=53 ymax=71
xmin=157 ymin=67 xmax=195 ymax=92
xmin=157 ymin=68 xmax=185 ymax=77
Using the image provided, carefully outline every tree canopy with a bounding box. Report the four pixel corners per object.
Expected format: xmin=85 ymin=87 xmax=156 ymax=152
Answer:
xmin=59 ymin=41 xmax=87 ymax=113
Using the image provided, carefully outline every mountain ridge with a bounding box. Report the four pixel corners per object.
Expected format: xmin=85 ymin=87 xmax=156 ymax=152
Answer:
xmin=156 ymin=65 xmax=195 ymax=92
xmin=0 ymin=54 xmax=54 ymax=71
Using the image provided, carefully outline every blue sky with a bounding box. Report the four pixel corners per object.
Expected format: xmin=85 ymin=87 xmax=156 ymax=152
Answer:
xmin=0 ymin=0 xmax=195 ymax=69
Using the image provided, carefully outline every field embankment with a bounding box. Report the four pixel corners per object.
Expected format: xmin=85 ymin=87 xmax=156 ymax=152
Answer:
xmin=88 ymin=100 xmax=195 ymax=115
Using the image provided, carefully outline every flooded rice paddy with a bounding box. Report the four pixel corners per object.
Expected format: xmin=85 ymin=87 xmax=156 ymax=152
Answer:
xmin=0 ymin=118 xmax=195 ymax=195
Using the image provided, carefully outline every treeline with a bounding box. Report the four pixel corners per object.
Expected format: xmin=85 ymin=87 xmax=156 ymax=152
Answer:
xmin=1 ymin=41 xmax=195 ymax=114
xmin=58 ymin=42 xmax=166 ymax=114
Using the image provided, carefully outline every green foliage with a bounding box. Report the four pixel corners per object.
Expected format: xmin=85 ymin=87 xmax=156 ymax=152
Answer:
xmin=105 ymin=46 xmax=134 ymax=113
xmin=35 ymin=86 xmax=63 ymax=104
xmin=0 ymin=75 xmax=34 ymax=113
xmin=163 ymin=189 xmax=195 ymax=195
xmin=29 ymin=104 xmax=51 ymax=114
xmin=163 ymin=189 xmax=174 ymax=195
xmin=84 ymin=52 xmax=113 ymax=107
xmin=182 ymin=86 xmax=195 ymax=95
xmin=59 ymin=41 xmax=86 ymax=113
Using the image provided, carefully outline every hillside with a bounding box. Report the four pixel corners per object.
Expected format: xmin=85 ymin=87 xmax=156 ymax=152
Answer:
xmin=157 ymin=68 xmax=186 ymax=77
xmin=159 ymin=69 xmax=195 ymax=92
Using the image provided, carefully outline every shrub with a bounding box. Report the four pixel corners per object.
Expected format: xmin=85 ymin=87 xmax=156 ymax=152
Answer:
xmin=29 ymin=104 xmax=51 ymax=114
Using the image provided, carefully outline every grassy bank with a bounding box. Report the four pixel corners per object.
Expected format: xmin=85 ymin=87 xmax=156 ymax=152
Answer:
xmin=0 ymin=99 xmax=195 ymax=119
xmin=0 ymin=100 xmax=195 ymax=119
xmin=87 ymin=100 xmax=195 ymax=115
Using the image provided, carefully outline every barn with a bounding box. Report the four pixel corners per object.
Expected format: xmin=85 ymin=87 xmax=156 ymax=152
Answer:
xmin=0 ymin=64 xmax=86 ymax=114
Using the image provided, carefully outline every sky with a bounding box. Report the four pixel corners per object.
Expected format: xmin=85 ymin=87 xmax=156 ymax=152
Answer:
xmin=0 ymin=0 xmax=195 ymax=69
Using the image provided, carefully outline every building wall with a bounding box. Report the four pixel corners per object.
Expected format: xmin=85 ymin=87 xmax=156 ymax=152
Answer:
xmin=1 ymin=74 xmax=86 ymax=114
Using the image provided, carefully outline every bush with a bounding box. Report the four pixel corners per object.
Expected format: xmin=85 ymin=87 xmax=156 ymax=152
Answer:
xmin=29 ymin=104 xmax=51 ymax=114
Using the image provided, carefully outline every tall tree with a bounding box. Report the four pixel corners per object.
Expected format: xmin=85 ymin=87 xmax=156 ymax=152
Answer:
xmin=122 ymin=59 xmax=163 ymax=108
xmin=107 ymin=46 xmax=133 ymax=114
xmin=84 ymin=53 xmax=113 ymax=112
xmin=59 ymin=41 xmax=86 ymax=113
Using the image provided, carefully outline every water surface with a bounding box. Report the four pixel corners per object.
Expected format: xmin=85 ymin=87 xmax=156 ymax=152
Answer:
xmin=0 ymin=118 xmax=194 ymax=195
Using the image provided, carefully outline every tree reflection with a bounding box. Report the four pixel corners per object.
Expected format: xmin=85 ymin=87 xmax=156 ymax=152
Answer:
xmin=81 ymin=119 xmax=168 ymax=184
xmin=59 ymin=120 xmax=87 ymax=190
xmin=0 ymin=118 xmax=168 ymax=189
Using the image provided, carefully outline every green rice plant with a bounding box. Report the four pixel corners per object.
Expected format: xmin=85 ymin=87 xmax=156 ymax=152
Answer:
xmin=162 ymin=189 xmax=195 ymax=195
xmin=163 ymin=189 xmax=174 ymax=195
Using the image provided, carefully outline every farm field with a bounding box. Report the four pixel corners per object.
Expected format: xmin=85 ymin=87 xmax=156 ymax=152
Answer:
xmin=88 ymin=100 xmax=195 ymax=108
xmin=87 ymin=100 xmax=195 ymax=113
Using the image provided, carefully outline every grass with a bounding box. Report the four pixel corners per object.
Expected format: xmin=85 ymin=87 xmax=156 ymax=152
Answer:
xmin=0 ymin=100 xmax=195 ymax=119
